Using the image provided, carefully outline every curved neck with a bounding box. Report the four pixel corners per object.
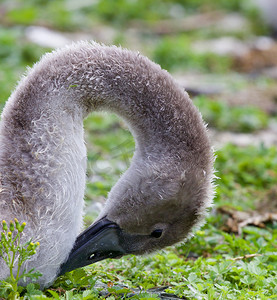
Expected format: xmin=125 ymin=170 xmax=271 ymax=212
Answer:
xmin=35 ymin=44 xmax=205 ymax=158
xmin=0 ymin=43 xmax=210 ymax=216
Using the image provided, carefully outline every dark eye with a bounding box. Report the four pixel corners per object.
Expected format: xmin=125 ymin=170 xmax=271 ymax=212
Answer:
xmin=150 ymin=229 xmax=163 ymax=238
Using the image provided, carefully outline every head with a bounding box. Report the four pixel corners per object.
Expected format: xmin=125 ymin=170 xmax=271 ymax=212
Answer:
xmin=104 ymin=159 xmax=213 ymax=253
xmin=59 ymin=157 xmax=213 ymax=275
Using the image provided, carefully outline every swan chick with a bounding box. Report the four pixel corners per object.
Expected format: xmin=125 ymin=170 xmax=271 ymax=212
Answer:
xmin=0 ymin=42 xmax=214 ymax=286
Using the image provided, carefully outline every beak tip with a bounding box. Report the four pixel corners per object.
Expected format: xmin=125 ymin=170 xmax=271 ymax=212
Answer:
xmin=57 ymin=218 xmax=126 ymax=276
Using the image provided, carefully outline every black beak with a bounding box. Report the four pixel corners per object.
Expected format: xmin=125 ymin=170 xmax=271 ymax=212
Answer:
xmin=58 ymin=218 xmax=128 ymax=276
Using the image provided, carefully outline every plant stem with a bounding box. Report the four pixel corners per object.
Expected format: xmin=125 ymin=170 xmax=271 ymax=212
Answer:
xmin=9 ymin=233 xmax=20 ymax=300
xmin=15 ymin=233 xmax=21 ymax=281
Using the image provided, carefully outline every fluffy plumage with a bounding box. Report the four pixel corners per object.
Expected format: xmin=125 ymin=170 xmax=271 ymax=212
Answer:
xmin=0 ymin=42 xmax=214 ymax=287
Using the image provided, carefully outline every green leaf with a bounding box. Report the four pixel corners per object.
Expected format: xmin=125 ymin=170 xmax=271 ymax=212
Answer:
xmin=47 ymin=289 xmax=61 ymax=299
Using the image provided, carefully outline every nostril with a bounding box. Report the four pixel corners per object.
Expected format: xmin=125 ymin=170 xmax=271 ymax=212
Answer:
xmin=150 ymin=229 xmax=163 ymax=238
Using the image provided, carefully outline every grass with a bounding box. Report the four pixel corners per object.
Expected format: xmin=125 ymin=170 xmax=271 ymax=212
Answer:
xmin=0 ymin=0 xmax=277 ymax=299
xmin=215 ymin=144 xmax=277 ymax=210
xmin=152 ymin=35 xmax=232 ymax=73
xmin=194 ymin=97 xmax=269 ymax=133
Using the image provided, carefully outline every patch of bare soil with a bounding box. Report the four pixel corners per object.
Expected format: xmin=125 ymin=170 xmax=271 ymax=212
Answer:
xmin=218 ymin=186 xmax=277 ymax=234
xmin=233 ymin=41 xmax=277 ymax=73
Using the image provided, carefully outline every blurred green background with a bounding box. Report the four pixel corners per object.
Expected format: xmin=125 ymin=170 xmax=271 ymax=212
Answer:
xmin=1 ymin=0 xmax=277 ymax=298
